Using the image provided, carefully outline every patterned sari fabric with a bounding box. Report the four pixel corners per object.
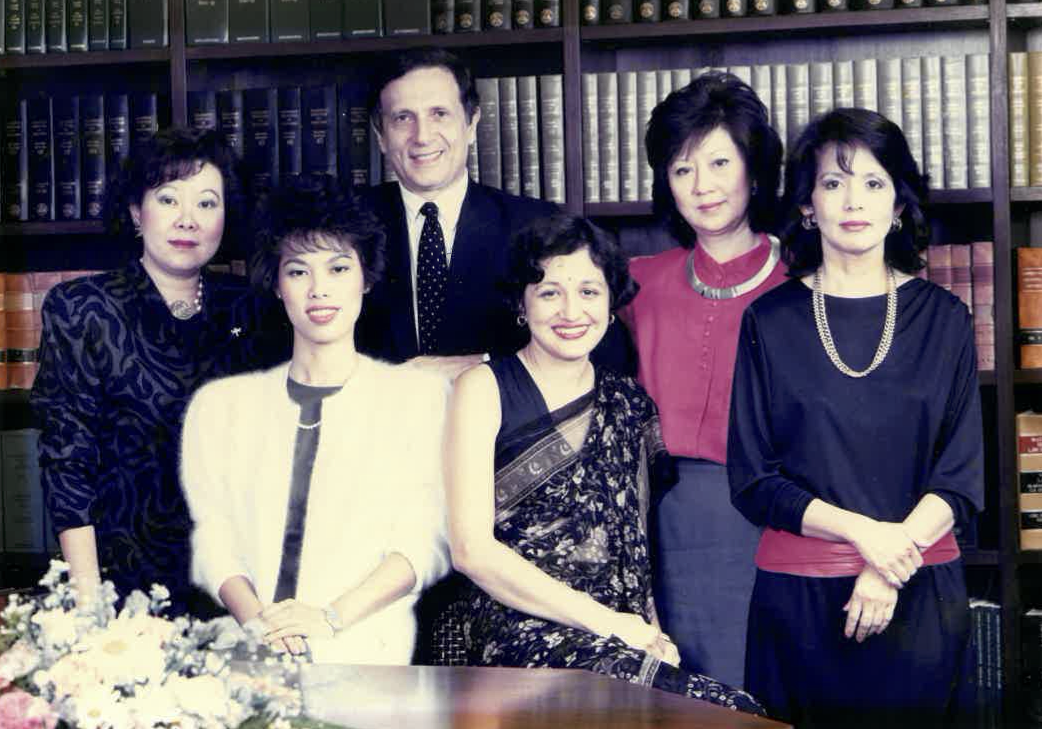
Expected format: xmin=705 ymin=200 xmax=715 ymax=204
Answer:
xmin=460 ymin=366 xmax=763 ymax=714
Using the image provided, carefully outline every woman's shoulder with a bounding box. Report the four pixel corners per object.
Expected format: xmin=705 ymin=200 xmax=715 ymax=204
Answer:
xmin=628 ymin=246 xmax=687 ymax=280
xmin=190 ymin=362 xmax=289 ymax=410
xmin=363 ymin=357 xmax=452 ymax=401
xmin=43 ymin=269 xmax=125 ymax=310
xmin=745 ymin=276 xmax=807 ymax=314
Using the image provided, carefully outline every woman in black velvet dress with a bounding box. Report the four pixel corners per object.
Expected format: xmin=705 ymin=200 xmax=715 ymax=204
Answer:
xmin=31 ymin=128 xmax=286 ymax=616
xmin=727 ymin=108 xmax=983 ymax=727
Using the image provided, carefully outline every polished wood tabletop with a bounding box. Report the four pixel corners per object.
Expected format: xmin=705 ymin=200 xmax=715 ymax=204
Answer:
xmin=301 ymin=664 xmax=790 ymax=729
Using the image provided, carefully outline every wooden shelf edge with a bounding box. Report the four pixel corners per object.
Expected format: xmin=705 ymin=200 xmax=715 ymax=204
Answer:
xmin=185 ymin=28 xmax=565 ymax=61
xmin=1011 ymin=187 xmax=1042 ymax=202
xmin=1007 ymin=2 xmax=1042 ymax=20
xmin=0 ymin=48 xmax=170 ymax=70
xmin=0 ymin=220 xmax=105 ymax=236
xmin=580 ymin=5 xmax=989 ymax=41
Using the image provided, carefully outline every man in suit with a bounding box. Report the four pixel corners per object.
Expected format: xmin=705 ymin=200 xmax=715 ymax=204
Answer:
xmin=357 ymin=48 xmax=557 ymax=378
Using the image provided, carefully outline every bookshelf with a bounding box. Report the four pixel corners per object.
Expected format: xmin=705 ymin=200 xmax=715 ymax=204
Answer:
xmin=0 ymin=0 xmax=1032 ymax=718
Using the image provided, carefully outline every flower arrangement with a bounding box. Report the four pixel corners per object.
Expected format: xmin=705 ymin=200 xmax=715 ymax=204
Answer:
xmin=0 ymin=561 xmax=336 ymax=729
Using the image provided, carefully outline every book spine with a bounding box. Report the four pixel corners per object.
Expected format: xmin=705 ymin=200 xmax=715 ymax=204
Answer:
xmin=187 ymin=89 xmax=217 ymax=130
xmin=270 ymin=0 xmax=308 ymax=41
xmin=186 ymin=0 xmax=228 ymax=44
xmin=27 ymin=96 xmax=53 ymax=221
xmin=973 ymin=241 xmax=994 ymax=372
xmin=809 ymin=61 xmax=833 ymax=119
xmin=432 ymin=0 xmax=454 ymax=32
xmin=727 ymin=65 xmax=751 ymax=86
xmin=499 ymin=77 xmax=521 ymax=196
xmin=301 ymin=85 xmax=336 ymax=176
xmin=107 ymin=0 xmax=125 ymax=48
xmin=928 ymin=243 xmax=953 ymax=292
xmin=966 ymin=53 xmax=990 ymax=190
xmin=6 ymin=0 xmax=25 ymax=53
xmin=941 ymin=55 xmax=968 ymax=190
xmin=534 ymin=0 xmax=559 ymax=25
xmin=336 ymin=82 xmax=368 ymax=186
xmin=853 ymin=58 xmax=878 ymax=112
xmin=785 ymin=63 xmax=809 ymax=152
xmin=751 ymin=65 xmax=771 ymax=122
xmin=619 ymin=70 xmax=638 ymax=203
xmin=539 ymin=74 xmax=565 ymax=204
xmin=921 ymin=56 xmax=944 ymax=190
xmin=580 ymin=0 xmax=598 ymax=23
xmin=664 ymin=0 xmax=688 ymax=17
xmin=901 ymin=56 xmax=924 ymax=174
xmin=603 ymin=0 xmax=631 ymax=22
xmin=770 ymin=64 xmax=787 ymax=158
xmin=243 ymin=87 xmax=279 ymax=192
xmin=637 ymin=70 xmax=656 ymax=202
xmin=485 ymin=0 xmax=511 ymax=28
xmin=782 ymin=0 xmax=814 ymax=11
xmin=1 ymin=430 xmax=45 ymax=552
xmin=475 ymin=77 xmax=502 ymax=190
xmin=80 ymin=93 xmax=105 ymax=220
xmin=1021 ymin=248 xmax=1042 ymax=368
xmin=216 ymin=89 xmax=243 ymax=159
xmin=454 ymin=0 xmax=479 ymax=30
xmin=1019 ymin=412 xmax=1042 ymax=546
xmin=130 ymin=91 xmax=158 ymax=152
xmin=309 ymin=0 xmax=340 ymax=39
xmin=384 ymin=0 xmax=428 ymax=33
xmin=278 ymin=86 xmax=302 ymax=180
xmin=131 ymin=0 xmax=167 ymax=48
xmin=53 ymin=95 xmax=80 ymax=221
xmin=722 ymin=0 xmax=746 ymax=18
xmin=229 ymin=0 xmax=268 ymax=42
xmin=87 ymin=0 xmax=106 ymax=49
xmin=876 ymin=57 xmax=903 ymax=129
xmin=67 ymin=0 xmax=88 ymax=50
xmin=517 ymin=75 xmax=540 ymax=199
xmin=4 ymin=275 xmax=36 ymax=390
xmin=596 ymin=71 xmax=619 ymax=204
xmin=672 ymin=67 xmax=692 ymax=90
xmin=951 ymin=244 xmax=973 ymax=312
xmin=636 ymin=0 xmax=661 ymax=20
xmin=692 ymin=0 xmax=719 ymax=17
xmin=1011 ymin=53 xmax=1030 ymax=189
xmin=581 ymin=73 xmax=600 ymax=204
xmin=342 ymin=0 xmax=380 ymax=35
xmin=512 ymin=0 xmax=533 ymax=27
xmin=44 ymin=0 xmax=64 ymax=50
xmin=656 ymin=69 xmax=672 ymax=103
xmin=833 ymin=60 xmax=854 ymax=109
xmin=748 ymin=0 xmax=775 ymax=15
xmin=2 ymin=99 xmax=28 ymax=222
xmin=25 ymin=0 xmax=41 ymax=52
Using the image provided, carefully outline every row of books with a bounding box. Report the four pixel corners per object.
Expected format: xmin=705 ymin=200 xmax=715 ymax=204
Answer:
xmin=1 ymin=0 xmax=167 ymax=54
xmin=917 ymin=242 xmax=994 ymax=372
xmin=190 ymin=74 xmax=566 ymax=203
xmin=2 ymin=92 xmax=166 ymax=222
xmin=582 ymin=55 xmax=989 ymax=204
xmin=184 ymin=0 xmax=562 ymax=45
xmin=1019 ymin=249 xmax=1042 ymax=370
xmin=1006 ymin=52 xmax=1042 ymax=190
xmin=972 ymin=599 xmax=1003 ymax=729
xmin=581 ymin=0 xmax=983 ymax=22
xmin=0 ymin=428 xmax=57 ymax=557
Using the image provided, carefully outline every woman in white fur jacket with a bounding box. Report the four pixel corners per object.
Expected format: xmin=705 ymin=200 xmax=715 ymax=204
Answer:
xmin=180 ymin=174 xmax=450 ymax=664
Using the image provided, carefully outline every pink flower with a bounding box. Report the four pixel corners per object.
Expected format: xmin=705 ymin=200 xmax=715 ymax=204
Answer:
xmin=0 ymin=688 xmax=58 ymax=729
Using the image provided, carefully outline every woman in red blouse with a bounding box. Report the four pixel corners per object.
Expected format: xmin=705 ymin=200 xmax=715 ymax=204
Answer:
xmin=619 ymin=71 xmax=785 ymax=689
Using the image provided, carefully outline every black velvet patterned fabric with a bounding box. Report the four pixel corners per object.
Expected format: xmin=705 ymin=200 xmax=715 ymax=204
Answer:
xmin=31 ymin=259 xmax=289 ymax=616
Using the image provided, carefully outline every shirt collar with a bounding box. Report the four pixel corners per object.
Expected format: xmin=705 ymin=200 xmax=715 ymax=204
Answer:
xmin=398 ymin=173 xmax=469 ymax=236
xmin=691 ymin=232 xmax=773 ymax=285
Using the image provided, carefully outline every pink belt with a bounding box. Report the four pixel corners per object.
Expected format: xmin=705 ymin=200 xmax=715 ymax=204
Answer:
xmin=754 ymin=528 xmax=960 ymax=578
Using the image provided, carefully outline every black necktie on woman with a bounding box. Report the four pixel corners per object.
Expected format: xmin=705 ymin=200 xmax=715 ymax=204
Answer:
xmin=417 ymin=202 xmax=449 ymax=355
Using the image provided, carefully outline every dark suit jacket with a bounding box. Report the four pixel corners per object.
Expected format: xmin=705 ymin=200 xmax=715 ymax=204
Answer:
xmin=356 ymin=180 xmax=557 ymax=362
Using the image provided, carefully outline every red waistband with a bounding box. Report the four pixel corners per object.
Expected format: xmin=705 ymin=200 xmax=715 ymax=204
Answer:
xmin=754 ymin=528 xmax=960 ymax=577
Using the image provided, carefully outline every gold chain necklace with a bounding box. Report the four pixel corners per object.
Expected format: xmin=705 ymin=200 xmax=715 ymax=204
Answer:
xmin=812 ymin=267 xmax=897 ymax=379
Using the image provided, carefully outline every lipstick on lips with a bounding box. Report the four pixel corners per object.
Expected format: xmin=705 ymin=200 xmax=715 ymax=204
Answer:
xmin=168 ymin=239 xmax=198 ymax=249
xmin=839 ymin=220 xmax=871 ymax=231
xmin=306 ymin=306 xmax=339 ymax=324
xmin=552 ymin=324 xmax=590 ymax=340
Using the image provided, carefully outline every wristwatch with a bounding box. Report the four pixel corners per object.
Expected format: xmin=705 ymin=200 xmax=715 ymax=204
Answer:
xmin=322 ymin=605 xmax=345 ymax=634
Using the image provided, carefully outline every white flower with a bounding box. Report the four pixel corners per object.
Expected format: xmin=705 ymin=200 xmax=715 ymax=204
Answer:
xmin=122 ymin=683 xmax=181 ymax=727
xmin=0 ymin=638 xmax=41 ymax=685
xmin=31 ymin=609 xmax=79 ymax=650
xmin=169 ymin=674 xmax=236 ymax=724
xmin=69 ymin=685 xmax=129 ymax=729
xmin=74 ymin=617 xmax=169 ymax=688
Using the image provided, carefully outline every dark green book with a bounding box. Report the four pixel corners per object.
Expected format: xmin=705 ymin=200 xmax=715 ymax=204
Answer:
xmin=337 ymin=80 xmax=369 ymax=186
xmin=25 ymin=0 xmax=42 ymax=53
xmin=79 ymin=94 xmax=105 ymax=219
xmin=6 ymin=0 xmax=25 ymax=53
xmin=130 ymin=92 xmax=158 ymax=151
xmin=432 ymin=0 xmax=453 ymax=32
xmin=309 ymin=0 xmax=340 ymax=39
xmin=636 ymin=0 xmax=660 ymax=21
xmin=722 ymin=0 xmax=745 ymax=16
xmin=27 ymin=96 xmax=53 ymax=221
xmin=130 ymin=0 xmax=167 ymax=48
xmin=277 ymin=86 xmax=302 ymax=179
xmin=693 ymin=0 xmax=718 ymax=17
xmin=342 ymin=0 xmax=379 ymax=35
xmin=216 ymin=88 xmax=244 ymax=158
xmin=385 ymin=0 xmax=428 ymax=34
xmin=187 ymin=89 xmax=217 ymax=129
xmin=663 ymin=0 xmax=688 ymax=17
xmin=534 ymin=0 xmax=558 ymax=25
xmin=454 ymin=0 xmax=478 ymax=30
xmin=302 ymin=85 xmax=336 ymax=176
xmin=87 ymin=0 xmax=106 ymax=48
xmin=68 ymin=0 xmax=88 ymax=50
xmin=0 ymin=0 xmax=5 ymax=52
xmin=105 ymin=92 xmax=129 ymax=169
xmin=781 ymin=0 xmax=815 ymax=12
xmin=748 ymin=0 xmax=775 ymax=15
xmin=2 ymin=99 xmax=29 ymax=221
xmin=603 ymin=0 xmax=630 ymax=21
xmin=186 ymin=0 xmax=228 ymax=44
xmin=53 ymin=95 xmax=80 ymax=220
xmin=229 ymin=0 xmax=267 ymax=41
xmin=242 ymin=87 xmax=278 ymax=192
xmin=108 ymin=0 xmax=125 ymax=48
xmin=45 ymin=0 xmax=65 ymax=50
xmin=580 ymin=0 xmax=598 ymax=21
xmin=271 ymin=0 xmax=308 ymax=41
xmin=513 ymin=0 xmax=532 ymax=26
xmin=486 ymin=0 xmax=510 ymax=28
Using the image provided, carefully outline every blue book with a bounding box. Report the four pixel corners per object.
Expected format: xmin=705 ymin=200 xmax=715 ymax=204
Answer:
xmin=2 ymin=99 xmax=29 ymax=221
xmin=278 ymin=86 xmax=302 ymax=180
xmin=53 ymin=95 xmax=81 ymax=220
xmin=80 ymin=94 xmax=105 ymax=220
xmin=27 ymin=95 xmax=54 ymax=221
xmin=243 ymin=87 xmax=279 ymax=192
xmin=302 ymin=85 xmax=336 ymax=177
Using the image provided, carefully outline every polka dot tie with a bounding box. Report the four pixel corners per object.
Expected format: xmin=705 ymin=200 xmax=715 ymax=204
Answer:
xmin=417 ymin=202 xmax=449 ymax=355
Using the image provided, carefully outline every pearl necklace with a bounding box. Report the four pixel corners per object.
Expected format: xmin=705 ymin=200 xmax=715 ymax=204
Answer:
xmin=812 ymin=267 xmax=897 ymax=379
xmin=685 ymin=237 xmax=780 ymax=300
xmin=170 ymin=277 xmax=204 ymax=320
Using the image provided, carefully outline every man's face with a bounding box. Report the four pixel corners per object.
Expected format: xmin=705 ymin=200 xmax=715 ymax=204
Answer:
xmin=376 ymin=65 xmax=479 ymax=198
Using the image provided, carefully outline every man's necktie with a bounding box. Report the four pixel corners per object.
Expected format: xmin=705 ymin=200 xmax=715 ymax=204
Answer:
xmin=417 ymin=201 xmax=449 ymax=355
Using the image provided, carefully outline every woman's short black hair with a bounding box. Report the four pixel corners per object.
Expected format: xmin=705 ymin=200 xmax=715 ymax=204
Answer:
xmin=645 ymin=71 xmax=783 ymax=247
xmin=250 ymin=173 xmax=387 ymax=294
xmin=502 ymin=213 xmax=638 ymax=314
xmin=781 ymin=107 xmax=929 ymax=277
xmin=105 ymin=126 xmax=245 ymax=250
xmin=368 ymin=47 xmax=480 ymax=132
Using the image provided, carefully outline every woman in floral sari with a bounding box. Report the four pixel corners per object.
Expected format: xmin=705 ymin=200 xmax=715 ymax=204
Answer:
xmin=445 ymin=213 xmax=762 ymax=713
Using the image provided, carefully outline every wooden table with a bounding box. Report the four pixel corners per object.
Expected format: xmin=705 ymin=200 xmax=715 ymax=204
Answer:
xmin=301 ymin=665 xmax=790 ymax=729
